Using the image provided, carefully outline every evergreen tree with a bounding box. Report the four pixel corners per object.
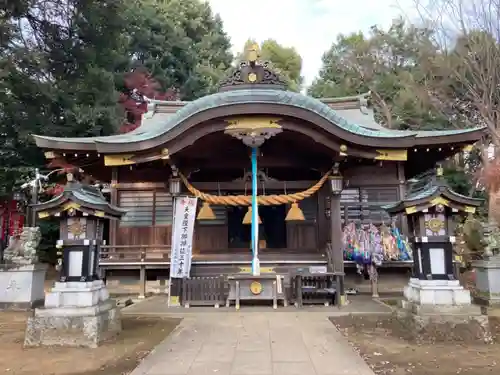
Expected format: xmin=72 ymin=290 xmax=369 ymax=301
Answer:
xmin=308 ymin=19 xmax=450 ymax=130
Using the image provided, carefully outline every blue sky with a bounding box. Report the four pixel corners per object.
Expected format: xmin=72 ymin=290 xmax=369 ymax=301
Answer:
xmin=207 ymin=0 xmax=416 ymax=86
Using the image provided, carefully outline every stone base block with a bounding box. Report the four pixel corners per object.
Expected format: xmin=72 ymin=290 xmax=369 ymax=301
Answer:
xmin=24 ymin=300 xmax=121 ymax=348
xmin=404 ymin=278 xmax=472 ymax=305
xmin=396 ymin=300 xmax=491 ymax=343
xmin=397 ymin=278 xmax=491 ymax=343
xmin=0 ymin=263 xmax=47 ymax=310
xmin=45 ymin=280 xmax=110 ymax=308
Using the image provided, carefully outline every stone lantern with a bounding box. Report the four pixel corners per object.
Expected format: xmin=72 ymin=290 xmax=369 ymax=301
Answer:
xmin=24 ymin=174 xmax=126 ymax=348
xmin=472 ymin=220 xmax=500 ymax=306
xmin=384 ymin=167 xmax=482 ymax=307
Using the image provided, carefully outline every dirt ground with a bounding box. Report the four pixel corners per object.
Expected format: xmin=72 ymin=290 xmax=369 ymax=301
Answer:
xmin=331 ymin=314 xmax=500 ymax=375
xmin=0 ymin=311 xmax=180 ymax=375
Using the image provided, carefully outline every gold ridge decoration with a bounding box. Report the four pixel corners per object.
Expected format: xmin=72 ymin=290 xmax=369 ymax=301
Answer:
xmin=104 ymin=154 xmax=135 ymax=166
xmin=179 ymin=169 xmax=332 ymax=206
xmin=375 ymin=149 xmax=408 ymax=161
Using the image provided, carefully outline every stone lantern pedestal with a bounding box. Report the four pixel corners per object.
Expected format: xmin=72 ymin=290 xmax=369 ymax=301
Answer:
xmin=24 ymin=279 xmax=121 ymax=348
xmin=0 ymin=227 xmax=47 ymax=310
xmin=473 ymin=256 xmax=500 ymax=306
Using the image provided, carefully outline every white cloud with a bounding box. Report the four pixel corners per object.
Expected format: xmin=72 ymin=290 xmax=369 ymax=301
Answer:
xmin=207 ymin=0 xmax=416 ymax=87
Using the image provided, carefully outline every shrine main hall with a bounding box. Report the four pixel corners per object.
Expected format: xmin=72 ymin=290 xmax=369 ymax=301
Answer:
xmin=32 ymin=52 xmax=484 ymax=297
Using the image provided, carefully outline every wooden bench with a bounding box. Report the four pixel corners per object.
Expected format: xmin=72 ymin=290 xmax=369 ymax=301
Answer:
xmin=293 ymin=272 xmax=344 ymax=308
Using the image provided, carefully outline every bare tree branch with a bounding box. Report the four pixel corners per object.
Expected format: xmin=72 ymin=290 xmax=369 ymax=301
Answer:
xmin=413 ymin=0 xmax=500 ymax=220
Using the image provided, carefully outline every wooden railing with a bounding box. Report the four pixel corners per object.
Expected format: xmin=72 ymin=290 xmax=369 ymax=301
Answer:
xmin=99 ymin=245 xmax=170 ymax=263
xmin=181 ymin=276 xmax=227 ymax=307
xmin=97 ymin=245 xmax=414 ymax=268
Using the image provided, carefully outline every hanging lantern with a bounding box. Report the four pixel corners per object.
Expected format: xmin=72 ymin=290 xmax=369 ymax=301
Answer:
xmin=285 ymin=202 xmax=305 ymax=221
xmin=169 ymin=176 xmax=181 ymax=195
xmin=197 ymin=201 xmax=215 ymax=220
xmin=242 ymin=206 xmax=262 ymax=225
xmin=329 ymin=175 xmax=343 ymax=195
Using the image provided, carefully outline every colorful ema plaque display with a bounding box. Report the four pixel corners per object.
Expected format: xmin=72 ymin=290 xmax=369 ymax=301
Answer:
xmin=31 ymin=174 xmax=125 ymax=282
xmin=342 ymin=222 xmax=412 ymax=265
xmin=383 ymin=167 xmax=482 ymax=281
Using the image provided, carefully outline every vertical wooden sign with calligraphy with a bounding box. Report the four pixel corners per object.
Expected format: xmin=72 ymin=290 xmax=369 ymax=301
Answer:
xmin=168 ymin=196 xmax=197 ymax=307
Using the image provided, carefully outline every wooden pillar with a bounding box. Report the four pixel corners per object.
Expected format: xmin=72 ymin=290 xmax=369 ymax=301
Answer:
xmin=330 ymin=194 xmax=345 ymax=304
xmin=397 ymin=162 xmax=409 ymax=236
xmin=369 ymin=264 xmax=379 ymax=298
xmin=109 ymin=167 xmax=118 ymax=249
xmin=139 ymin=265 xmax=146 ymax=299
xmin=317 ymin=185 xmax=329 ymax=248
xmin=167 ymin=166 xmax=182 ymax=307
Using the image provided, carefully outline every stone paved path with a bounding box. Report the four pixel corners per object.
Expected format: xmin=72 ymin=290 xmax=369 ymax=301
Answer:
xmin=129 ymin=312 xmax=375 ymax=375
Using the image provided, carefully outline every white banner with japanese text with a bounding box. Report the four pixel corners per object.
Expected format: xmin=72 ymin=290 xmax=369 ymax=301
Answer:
xmin=170 ymin=196 xmax=197 ymax=278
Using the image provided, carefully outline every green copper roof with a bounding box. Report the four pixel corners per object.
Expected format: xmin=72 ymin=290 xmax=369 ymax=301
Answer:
xmin=403 ymin=185 xmax=440 ymax=202
xmin=35 ymin=89 xmax=484 ymax=146
xmin=383 ymin=171 xmax=483 ymax=211
xmin=33 ymin=181 xmax=126 ymax=218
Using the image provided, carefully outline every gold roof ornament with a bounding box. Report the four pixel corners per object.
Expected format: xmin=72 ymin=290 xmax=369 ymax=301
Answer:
xmin=218 ymin=42 xmax=286 ymax=90
xmin=339 ymin=144 xmax=348 ymax=157
xmin=224 ymin=117 xmax=282 ymax=147
xmin=436 ymin=165 xmax=444 ymax=177
xmin=246 ymin=43 xmax=260 ymax=63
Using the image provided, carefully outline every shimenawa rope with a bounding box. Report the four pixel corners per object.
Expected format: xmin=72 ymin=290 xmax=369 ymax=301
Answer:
xmin=178 ymin=169 xmax=332 ymax=206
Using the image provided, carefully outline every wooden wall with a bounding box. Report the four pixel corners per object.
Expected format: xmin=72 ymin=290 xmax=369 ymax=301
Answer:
xmin=112 ymin=186 xmax=321 ymax=253
xmin=193 ymin=203 xmax=228 ymax=252
xmin=115 ymin=190 xmax=173 ymax=257
xmin=111 ymin=162 xmax=403 ymax=253
xmin=343 ymin=163 xmax=399 ymax=186
xmin=340 ymin=163 xmax=401 ymax=225
xmin=194 ymin=226 xmax=228 ymax=252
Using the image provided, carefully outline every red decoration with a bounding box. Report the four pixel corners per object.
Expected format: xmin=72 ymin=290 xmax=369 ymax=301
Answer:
xmin=45 ymin=184 xmax=65 ymax=196
xmin=0 ymin=199 xmax=24 ymax=240
xmin=44 ymin=158 xmax=84 ymax=197
xmin=9 ymin=212 xmax=24 ymax=237
xmin=47 ymin=157 xmax=79 ymax=172
xmin=42 ymin=68 xmax=180 ymax=197
xmin=118 ymin=68 xmax=179 ymax=134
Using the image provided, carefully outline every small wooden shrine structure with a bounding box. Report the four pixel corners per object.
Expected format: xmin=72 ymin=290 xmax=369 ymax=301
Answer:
xmin=31 ymin=48 xmax=485 ymax=291
xmin=33 ymin=173 xmax=125 ymax=279
xmin=385 ymin=167 xmax=482 ymax=281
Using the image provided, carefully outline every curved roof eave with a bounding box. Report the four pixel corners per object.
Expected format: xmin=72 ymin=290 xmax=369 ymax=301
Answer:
xmin=33 ymin=89 xmax=486 ymax=152
xmin=384 ymin=183 xmax=483 ymax=215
